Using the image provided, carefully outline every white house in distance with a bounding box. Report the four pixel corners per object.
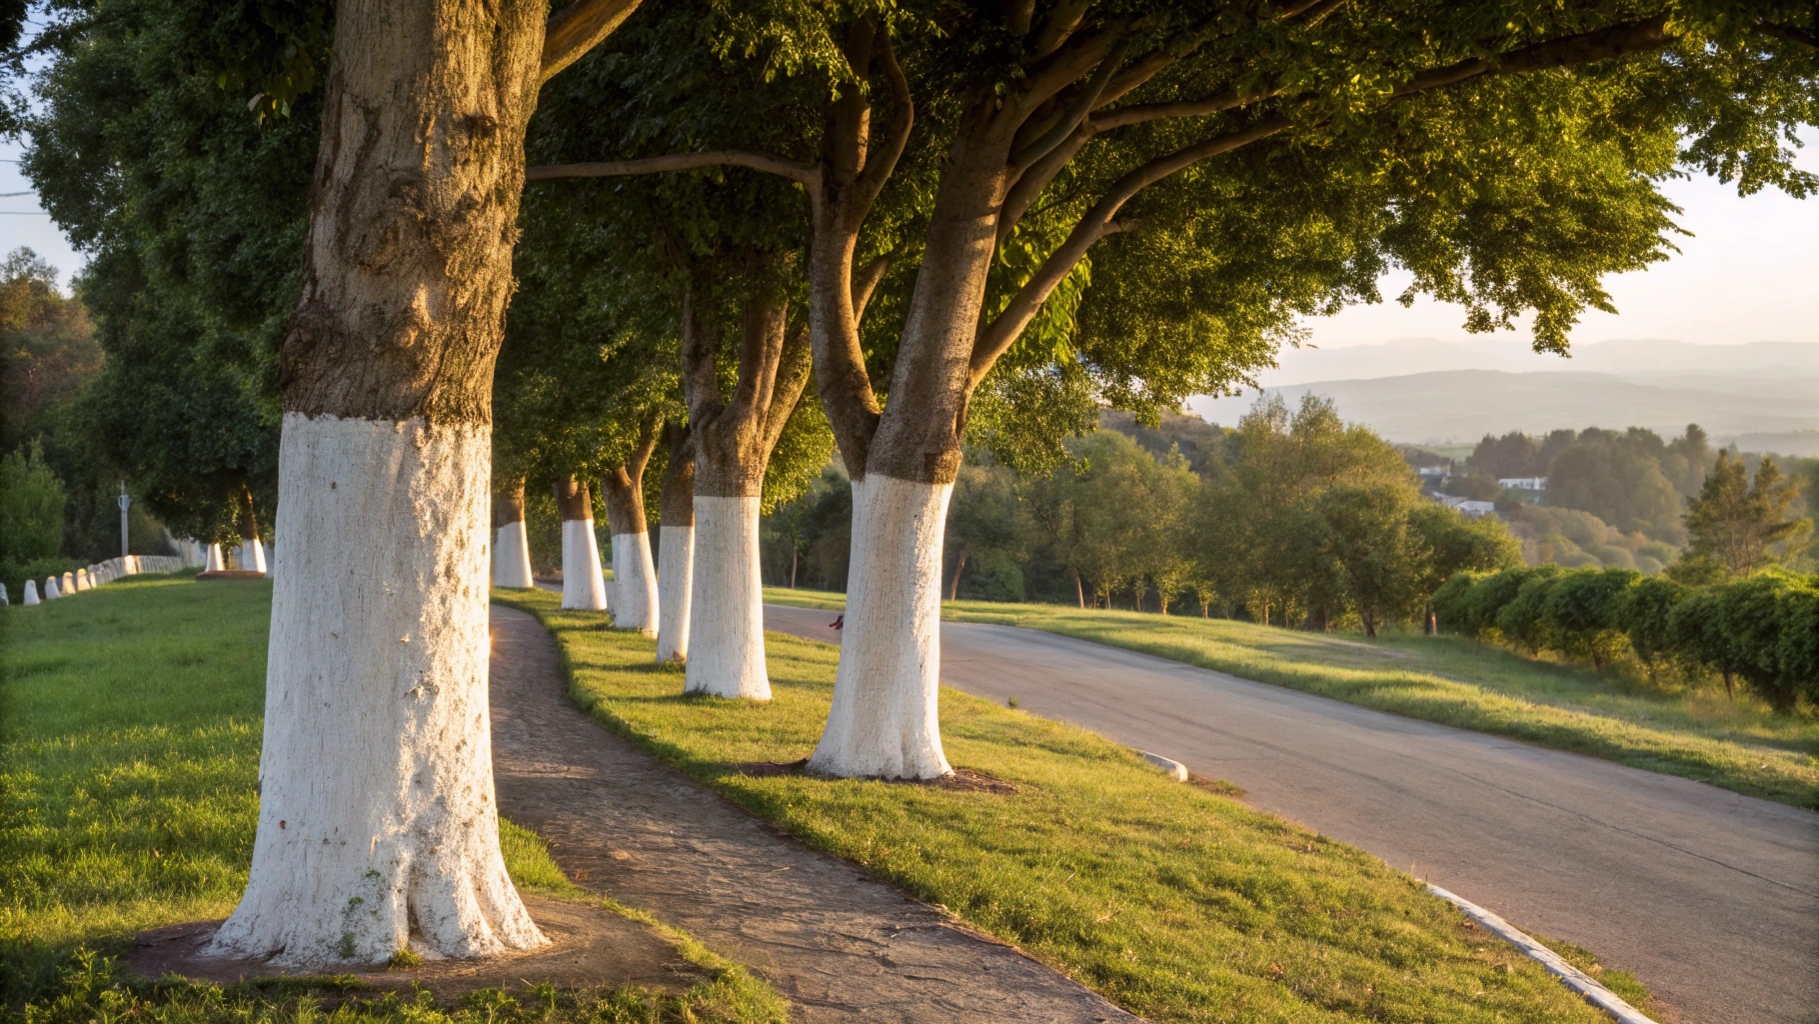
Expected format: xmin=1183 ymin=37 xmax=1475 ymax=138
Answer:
xmin=1498 ymin=476 xmax=1547 ymax=492
xmin=1434 ymin=493 xmax=1497 ymax=518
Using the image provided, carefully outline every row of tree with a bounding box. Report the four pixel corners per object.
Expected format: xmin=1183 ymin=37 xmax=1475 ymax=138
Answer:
xmin=8 ymin=0 xmax=1816 ymax=970
xmin=1433 ymin=565 xmax=1819 ymax=712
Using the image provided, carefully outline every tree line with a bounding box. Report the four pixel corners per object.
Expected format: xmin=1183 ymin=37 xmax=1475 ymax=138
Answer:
xmin=770 ymin=395 xmax=1523 ymax=636
xmin=5 ymin=0 xmax=1815 ymax=968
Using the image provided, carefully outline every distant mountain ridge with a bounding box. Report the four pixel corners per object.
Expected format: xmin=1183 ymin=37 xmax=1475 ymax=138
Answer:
xmin=1189 ymin=367 xmax=1819 ymax=449
xmin=1260 ymin=337 xmax=1819 ymax=386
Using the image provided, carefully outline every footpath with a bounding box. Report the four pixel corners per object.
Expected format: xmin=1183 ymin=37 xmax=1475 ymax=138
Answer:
xmin=487 ymin=604 xmax=1138 ymax=1024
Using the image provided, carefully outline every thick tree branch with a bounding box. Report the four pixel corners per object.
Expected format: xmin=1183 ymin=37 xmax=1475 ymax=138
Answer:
xmin=971 ymin=115 xmax=1294 ymax=382
xmin=1092 ymin=85 xmax=1278 ymax=131
xmin=679 ymin=277 xmax=722 ymax=429
xmin=760 ymin=324 xmax=814 ymax=455
xmin=852 ymin=253 xmax=894 ymax=323
xmin=527 ymin=151 xmax=819 ymax=185
xmin=1031 ymin=0 xmax=1092 ymax=58
xmin=540 ymin=0 xmax=643 ymax=85
xmin=1395 ymin=14 xmax=1672 ymax=97
xmin=1757 ymin=20 xmax=1819 ymax=48
xmin=1012 ymin=46 xmax=1125 ymax=168
xmin=851 ymin=26 xmax=914 ymax=211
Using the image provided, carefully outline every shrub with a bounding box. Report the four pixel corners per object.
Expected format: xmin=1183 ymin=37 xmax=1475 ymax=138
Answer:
xmin=1494 ymin=568 xmax=1566 ymax=652
xmin=1543 ymin=569 xmax=1639 ymax=669
xmin=1618 ymin=576 xmax=1689 ymax=684
xmin=1430 ymin=572 xmax=1481 ymax=633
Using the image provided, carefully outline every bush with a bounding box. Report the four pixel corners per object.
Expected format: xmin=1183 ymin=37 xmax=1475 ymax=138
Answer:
xmin=1618 ymin=576 xmax=1689 ymax=683
xmin=0 ymin=443 xmax=65 ymax=567
xmin=1542 ymin=569 xmax=1639 ymax=668
xmin=1494 ymin=568 xmax=1565 ymax=651
xmin=1429 ymin=572 xmax=1480 ymax=633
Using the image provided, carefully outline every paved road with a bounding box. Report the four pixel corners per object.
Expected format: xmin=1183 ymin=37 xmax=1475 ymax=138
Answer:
xmin=764 ymin=604 xmax=1819 ymax=1024
xmin=489 ymin=604 xmax=1137 ymax=1023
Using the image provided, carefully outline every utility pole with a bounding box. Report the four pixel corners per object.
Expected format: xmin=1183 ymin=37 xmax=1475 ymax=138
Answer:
xmin=118 ymin=481 xmax=132 ymax=558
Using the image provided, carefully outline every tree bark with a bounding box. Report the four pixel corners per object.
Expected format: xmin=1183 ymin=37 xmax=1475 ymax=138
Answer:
xmin=682 ymin=273 xmax=810 ymax=700
xmin=949 ymin=551 xmax=967 ymax=601
xmin=602 ymin=424 xmax=660 ymax=636
xmin=556 ymin=475 xmax=608 ymax=611
xmin=1074 ymin=571 xmax=1085 ymax=608
xmin=492 ymin=478 xmax=534 ymax=588
xmin=656 ymin=423 xmax=694 ymax=663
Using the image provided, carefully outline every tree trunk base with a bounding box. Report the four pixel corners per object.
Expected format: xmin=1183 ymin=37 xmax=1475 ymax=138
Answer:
xmin=656 ymin=525 xmax=694 ymax=663
xmin=684 ymin=497 xmax=770 ymax=699
xmin=561 ymin=519 xmax=608 ymax=611
xmin=808 ymin=475 xmax=953 ymax=780
xmin=610 ymin=532 xmax=658 ymax=635
xmin=210 ymin=413 xmax=540 ymax=966
xmin=495 ymin=521 xmax=534 ymax=589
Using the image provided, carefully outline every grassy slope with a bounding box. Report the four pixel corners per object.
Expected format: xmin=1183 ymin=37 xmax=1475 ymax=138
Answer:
xmin=0 ymin=574 xmax=784 ymax=1023
xmin=496 ymin=587 xmax=1632 ymax=1024
xmin=764 ymin=587 xmax=1819 ymax=808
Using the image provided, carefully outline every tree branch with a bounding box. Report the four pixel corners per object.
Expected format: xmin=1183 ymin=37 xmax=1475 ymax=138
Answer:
xmin=1091 ymin=85 xmax=1278 ymax=131
xmin=1030 ymin=0 xmax=1092 ymax=58
xmin=1756 ymin=20 xmax=1819 ymax=48
xmin=526 ymin=151 xmax=819 ymax=185
xmin=851 ymin=253 xmax=894 ymax=323
xmin=680 ymin=274 xmax=723 ymax=429
xmin=851 ymin=25 xmax=914 ymax=212
xmin=541 ymin=0 xmax=643 ymax=86
xmin=760 ymin=324 xmax=814 ymax=455
xmin=971 ymin=115 xmax=1294 ymax=382
xmin=1012 ymin=45 xmax=1125 ymax=168
xmin=1394 ymin=14 xmax=1672 ymax=97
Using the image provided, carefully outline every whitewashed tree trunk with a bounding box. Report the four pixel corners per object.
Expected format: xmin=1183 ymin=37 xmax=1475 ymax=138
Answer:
xmin=561 ymin=519 xmax=608 ymax=611
xmin=656 ymin=525 xmax=693 ymax=662
xmin=685 ymin=496 xmax=770 ymax=699
xmin=24 ymin=580 xmax=39 ymax=605
xmin=240 ymin=539 xmax=269 ymax=574
xmin=610 ymin=531 xmax=658 ymax=635
xmin=808 ymin=475 xmax=954 ymax=779
xmin=495 ymin=521 xmax=534 ymax=588
xmin=206 ymin=545 xmax=225 ymax=572
xmin=492 ymin=482 xmax=534 ymax=589
xmin=209 ymin=415 xmax=540 ymax=966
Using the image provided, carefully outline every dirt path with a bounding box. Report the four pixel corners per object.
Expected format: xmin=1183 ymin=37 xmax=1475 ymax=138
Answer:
xmin=487 ymin=604 xmax=1138 ymax=1024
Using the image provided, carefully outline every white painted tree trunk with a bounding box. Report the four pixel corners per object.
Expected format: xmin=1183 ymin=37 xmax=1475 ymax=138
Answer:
xmin=240 ymin=538 xmax=268 ymax=574
xmin=685 ymin=496 xmax=770 ymax=699
xmin=610 ymin=531 xmax=658 ymax=635
xmin=561 ymin=518 xmax=608 ymax=611
xmin=808 ymin=476 xmax=953 ymax=778
xmin=206 ymin=544 xmax=226 ymax=572
xmin=208 ymin=413 xmax=541 ymax=967
xmin=494 ymin=521 xmax=534 ymax=589
xmin=656 ymin=525 xmax=693 ymax=663
xmin=23 ymin=580 xmax=39 ymax=605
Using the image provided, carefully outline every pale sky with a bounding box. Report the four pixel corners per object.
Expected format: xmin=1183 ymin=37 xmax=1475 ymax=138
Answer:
xmin=3 ymin=133 xmax=1815 ymax=351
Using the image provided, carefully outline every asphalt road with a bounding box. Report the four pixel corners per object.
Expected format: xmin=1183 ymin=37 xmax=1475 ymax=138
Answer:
xmin=763 ymin=604 xmax=1819 ymax=1024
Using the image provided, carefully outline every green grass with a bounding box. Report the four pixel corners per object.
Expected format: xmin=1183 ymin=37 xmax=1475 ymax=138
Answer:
xmin=765 ymin=587 xmax=1819 ymax=808
xmin=496 ymin=586 xmax=1638 ymax=1024
xmin=0 ymin=573 xmax=785 ymax=1023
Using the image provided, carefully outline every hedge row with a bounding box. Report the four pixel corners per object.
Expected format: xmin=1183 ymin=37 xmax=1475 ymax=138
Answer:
xmin=1431 ymin=565 xmax=1819 ymax=712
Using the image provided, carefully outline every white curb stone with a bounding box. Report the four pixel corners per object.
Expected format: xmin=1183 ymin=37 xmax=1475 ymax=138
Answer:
xmin=1139 ymin=750 xmax=1189 ymax=782
xmin=23 ymin=580 xmax=39 ymax=605
xmin=1425 ymin=883 xmax=1657 ymax=1024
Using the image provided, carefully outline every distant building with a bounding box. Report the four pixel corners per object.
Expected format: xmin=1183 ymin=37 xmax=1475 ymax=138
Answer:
xmin=1433 ymin=494 xmax=1497 ymax=518
xmin=1417 ymin=466 xmax=1450 ymax=479
xmin=1498 ymin=477 xmax=1547 ymax=491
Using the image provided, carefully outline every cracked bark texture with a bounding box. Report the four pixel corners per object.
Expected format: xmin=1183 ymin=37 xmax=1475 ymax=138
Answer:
xmin=489 ymin=603 xmax=1138 ymax=1023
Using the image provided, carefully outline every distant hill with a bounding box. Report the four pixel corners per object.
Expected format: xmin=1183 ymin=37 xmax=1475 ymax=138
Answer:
xmin=1188 ymin=369 xmax=1819 ymax=449
xmin=1262 ymin=338 xmax=1819 ymax=385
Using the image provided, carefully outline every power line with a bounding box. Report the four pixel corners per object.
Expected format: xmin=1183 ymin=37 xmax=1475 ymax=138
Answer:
xmin=0 ymin=190 xmax=35 ymax=197
xmin=0 ymin=211 xmax=51 ymax=215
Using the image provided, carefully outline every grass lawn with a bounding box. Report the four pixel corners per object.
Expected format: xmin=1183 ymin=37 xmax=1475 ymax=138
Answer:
xmin=497 ymin=586 xmax=1646 ymax=1023
xmin=0 ymin=572 xmax=785 ymax=1023
xmin=764 ymin=587 xmax=1819 ymax=808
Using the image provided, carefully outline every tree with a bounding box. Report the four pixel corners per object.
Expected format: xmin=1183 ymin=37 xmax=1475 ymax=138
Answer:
xmin=0 ymin=441 xmax=68 ymax=593
xmin=944 ymin=462 xmax=1028 ymax=601
xmin=1305 ymin=483 xmax=1426 ymax=636
xmin=0 ymin=249 xmax=100 ymax=450
xmin=18 ymin=0 xmax=652 ymax=968
xmin=1684 ymin=452 xmax=1810 ymax=574
xmin=532 ymin=1 xmax=1819 ymax=777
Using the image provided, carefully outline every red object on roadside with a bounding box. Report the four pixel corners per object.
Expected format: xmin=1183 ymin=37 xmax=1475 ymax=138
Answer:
xmin=830 ymin=614 xmax=844 ymax=630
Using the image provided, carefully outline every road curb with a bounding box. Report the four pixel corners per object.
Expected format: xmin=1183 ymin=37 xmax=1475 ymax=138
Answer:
xmin=1425 ymin=884 xmax=1657 ymax=1024
xmin=1139 ymin=750 xmax=1188 ymax=781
